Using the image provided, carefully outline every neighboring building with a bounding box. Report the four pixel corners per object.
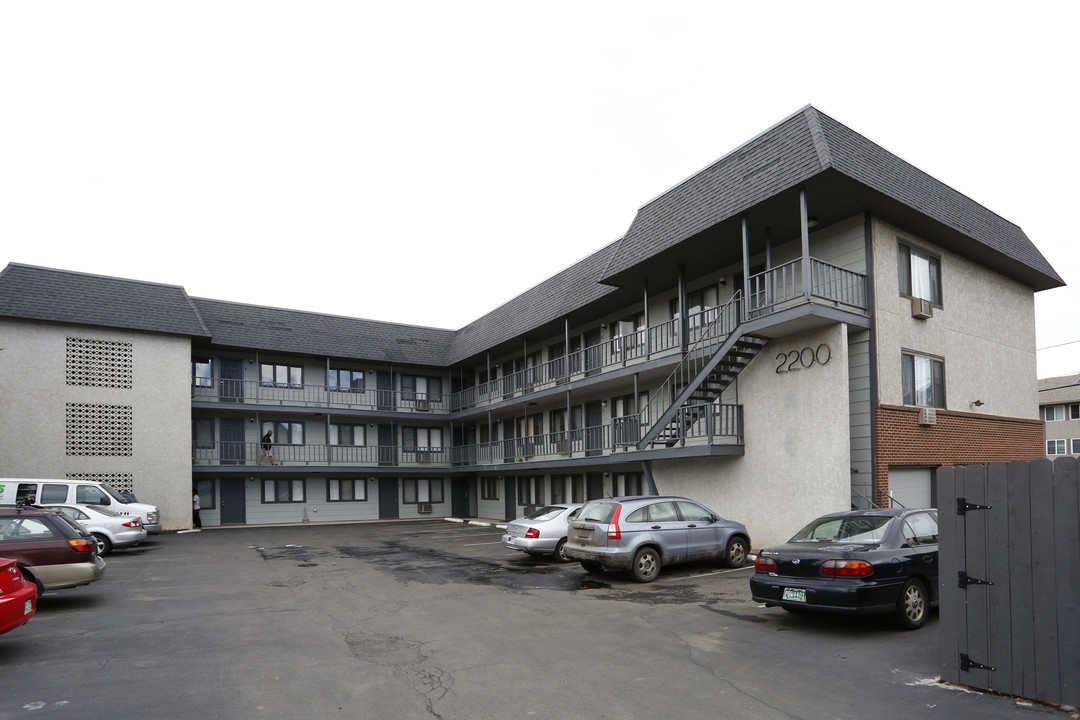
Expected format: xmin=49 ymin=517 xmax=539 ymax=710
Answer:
xmin=1039 ymin=373 xmax=1080 ymax=458
xmin=0 ymin=106 xmax=1063 ymax=546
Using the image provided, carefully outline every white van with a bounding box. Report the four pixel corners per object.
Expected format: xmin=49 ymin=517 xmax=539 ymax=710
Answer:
xmin=0 ymin=479 xmax=161 ymax=534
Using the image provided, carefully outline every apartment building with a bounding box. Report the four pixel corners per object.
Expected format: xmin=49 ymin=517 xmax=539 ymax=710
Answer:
xmin=1040 ymin=373 xmax=1080 ymax=458
xmin=0 ymin=107 xmax=1063 ymax=546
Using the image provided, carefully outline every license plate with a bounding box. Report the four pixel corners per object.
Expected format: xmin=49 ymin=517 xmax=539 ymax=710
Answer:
xmin=782 ymin=588 xmax=807 ymax=603
xmin=24 ymin=598 xmax=33 ymax=615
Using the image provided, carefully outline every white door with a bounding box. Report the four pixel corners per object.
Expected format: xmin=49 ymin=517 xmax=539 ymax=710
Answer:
xmin=887 ymin=467 xmax=934 ymax=509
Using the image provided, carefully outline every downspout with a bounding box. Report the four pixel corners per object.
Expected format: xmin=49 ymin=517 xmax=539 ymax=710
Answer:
xmin=741 ymin=217 xmax=750 ymax=324
xmin=678 ymin=265 xmax=688 ymax=352
xmin=643 ymin=280 xmax=651 ymax=357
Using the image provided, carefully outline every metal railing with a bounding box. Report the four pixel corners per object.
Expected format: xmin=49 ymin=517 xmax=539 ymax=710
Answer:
xmin=191 ymin=441 xmax=448 ymax=467
xmin=191 ymin=380 xmax=450 ymax=413
xmin=746 ymin=257 xmax=868 ymax=317
xmin=810 ymin=258 xmax=868 ymax=309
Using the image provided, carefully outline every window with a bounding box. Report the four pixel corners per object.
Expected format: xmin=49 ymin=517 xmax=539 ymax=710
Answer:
xmin=75 ymin=485 xmax=110 ymax=505
xmin=261 ymin=363 xmax=303 ymax=389
xmin=401 ymin=375 xmax=443 ymax=402
xmin=902 ymin=352 xmax=945 ymax=408
xmin=403 ymin=479 xmax=444 ymax=504
xmin=328 ymin=479 xmax=367 ymax=502
xmin=901 ymin=513 xmax=939 ymax=545
xmin=192 ymin=357 xmax=213 ymax=388
xmin=195 ymin=479 xmax=216 ymax=509
xmin=263 ymin=479 xmax=305 ymax=503
xmin=1073 ymin=439 xmax=1080 ymax=454
xmin=1047 ymin=439 xmax=1067 ymax=455
xmin=1044 ymin=404 xmax=1079 ymax=422
xmin=614 ymin=473 xmax=643 ymax=496
xmin=193 ymin=418 xmax=214 ymax=449
xmin=329 ymin=369 xmax=365 ymax=392
xmin=670 ymin=285 xmax=719 ymax=329
xmin=0 ymin=516 xmax=56 ymax=540
xmin=898 ymin=241 xmax=942 ymax=305
xmin=329 ymin=424 xmax=366 ymax=446
xmin=551 ymin=474 xmax=584 ymax=504
xmin=402 ymin=427 xmax=442 ymax=450
xmin=517 ymin=476 xmax=543 ymax=506
xmin=262 ymin=421 xmax=304 ymax=445
xmin=481 ymin=477 xmax=500 ymax=500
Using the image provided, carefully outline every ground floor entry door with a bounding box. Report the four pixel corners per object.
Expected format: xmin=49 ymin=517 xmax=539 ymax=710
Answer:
xmin=379 ymin=478 xmax=399 ymax=519
xmin=219 ymin=478 xmax=246 ymax=524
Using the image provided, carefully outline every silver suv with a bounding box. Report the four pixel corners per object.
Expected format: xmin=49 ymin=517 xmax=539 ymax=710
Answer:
xmin=564 ymin=496 xmax=750 ymax=582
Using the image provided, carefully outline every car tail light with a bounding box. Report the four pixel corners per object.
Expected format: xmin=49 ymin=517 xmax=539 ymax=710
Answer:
xmin=606 ymin=504 xmax=623 ymax=540
xmin=525 ymin=528 xmax=540 ymax=539
xmin=68 ymin=539 xmax=95 ymax=553
xmin=820 ymin=559 xmax=873 ymax=577
xmin=755 ymin=556 xmax=777 ymax=572
xmin=122 ymin=520 xmax=140 ymax=528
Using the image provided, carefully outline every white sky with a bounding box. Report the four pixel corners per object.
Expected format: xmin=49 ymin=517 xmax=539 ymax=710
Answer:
xmin=2 ymin=2 xmax=1078 ymax=378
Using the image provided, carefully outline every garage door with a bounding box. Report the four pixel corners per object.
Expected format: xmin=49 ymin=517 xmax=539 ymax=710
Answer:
xmin=887 ymin=467 xmax=934 ymax=509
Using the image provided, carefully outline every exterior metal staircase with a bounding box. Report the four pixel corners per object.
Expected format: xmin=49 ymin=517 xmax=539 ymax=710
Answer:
xmin=636 ymin=292 xmax=767 ymax=449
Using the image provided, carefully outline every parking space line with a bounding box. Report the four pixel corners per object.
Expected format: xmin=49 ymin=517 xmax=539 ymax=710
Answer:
xmin=462 ymin=541 xmax=506 ymax=546
xmin=676 ymin=566 xmax=756 ymax=581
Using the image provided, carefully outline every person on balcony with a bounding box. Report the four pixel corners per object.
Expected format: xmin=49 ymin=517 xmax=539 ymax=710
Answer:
xmin=259 ymin=430 xmax=275 ymax=465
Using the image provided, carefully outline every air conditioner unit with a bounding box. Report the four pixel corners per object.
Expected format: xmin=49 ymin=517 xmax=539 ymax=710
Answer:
xmin=417 ymin=452 xmax=432 ymax=463
xmin=417 ymin=503 xmax=433 ymax=514
xmin=416 ymin=399 xmax=431 ymax=411
xmin=523 ymin=505 xmax=537 ymax=516
xmin=911 ymin=297 xmax=934 ymax=319
xmin=917 ymin=407 xmax=937 ymax=426
xmin=555 ymin=441 xmax=568 ymax=454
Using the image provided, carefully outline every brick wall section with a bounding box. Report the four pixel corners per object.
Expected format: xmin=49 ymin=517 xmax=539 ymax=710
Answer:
xmin=874 ymin=405 xmax=1045 ymax=505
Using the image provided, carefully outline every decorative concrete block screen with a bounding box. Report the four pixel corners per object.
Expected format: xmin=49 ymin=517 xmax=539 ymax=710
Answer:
xmin=937 ymin=458 xmax=1078 ymax=707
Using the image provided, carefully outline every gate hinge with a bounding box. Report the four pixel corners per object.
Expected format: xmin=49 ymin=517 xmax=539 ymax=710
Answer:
xmin=958 ymin=571 xmax=993 ymax=589
xmin=960 ymin=654 xmax=996 ymax=672
xmin=956 ymin=498 xmax=992 ymax=515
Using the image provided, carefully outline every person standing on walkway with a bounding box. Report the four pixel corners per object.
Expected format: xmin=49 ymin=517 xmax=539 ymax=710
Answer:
xmin=192 ymin=488 xmax=202 ymax=530
xmin=259 ymin=430 xmax=274 ymax=465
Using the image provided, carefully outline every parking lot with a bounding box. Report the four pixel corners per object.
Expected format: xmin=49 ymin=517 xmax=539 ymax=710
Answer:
xmin=0 ymin=520 xmax=1065 ymax=720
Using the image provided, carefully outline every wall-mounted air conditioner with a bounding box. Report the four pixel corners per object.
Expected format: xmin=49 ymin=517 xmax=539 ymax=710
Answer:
xmin=416 ymin=452 xmax=432 ymax=463
xmin=917 ymin=407 xmax=937 ymax=426
xmin=911 ymin=297 xmax=934 ymax=319
xmin=417 ymin=503 xmax=432 ymax=514
xmin=416 ymin=399 xmax=431 ymax=411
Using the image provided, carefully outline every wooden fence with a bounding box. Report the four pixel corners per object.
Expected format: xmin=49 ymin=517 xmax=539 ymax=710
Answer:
xmin=937 ymin=458 xmax=1079 ymax=707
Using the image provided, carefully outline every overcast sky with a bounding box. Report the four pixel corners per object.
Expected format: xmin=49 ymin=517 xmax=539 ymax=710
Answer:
xmin=2 ymin=2 xmax=1078 ymax=378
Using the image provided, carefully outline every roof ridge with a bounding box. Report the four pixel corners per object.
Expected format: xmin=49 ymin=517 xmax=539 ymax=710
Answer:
xmin=803 ymin=106 xmax=833 ymax=169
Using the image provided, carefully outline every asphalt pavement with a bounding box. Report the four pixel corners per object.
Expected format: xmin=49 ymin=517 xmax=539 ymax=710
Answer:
xmin=0 ymin=520 xmax=1069 ymax=720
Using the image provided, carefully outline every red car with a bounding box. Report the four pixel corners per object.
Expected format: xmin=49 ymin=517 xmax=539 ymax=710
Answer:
xmin=0 ymin=557 xmax=36 ymax=637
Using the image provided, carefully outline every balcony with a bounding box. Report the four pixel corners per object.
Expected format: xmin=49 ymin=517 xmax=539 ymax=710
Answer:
xmin=454 ymin=257 xmax=866 ymax=412
xmin=192 ymin=441 xmax=449 ymax=468
xmin=191 ymin=380 xmax=449 ymax=413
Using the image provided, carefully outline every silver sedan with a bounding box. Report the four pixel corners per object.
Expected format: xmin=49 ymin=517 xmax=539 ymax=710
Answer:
xmin=41 ymin=504 xmax=147 ymax=555
xmin=502 ymin=504 xmax=582 ymax=562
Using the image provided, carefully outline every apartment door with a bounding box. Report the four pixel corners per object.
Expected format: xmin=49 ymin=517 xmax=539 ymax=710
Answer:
xmin=586 ymin=472 xmax=605 ymax=499
xmin=220 ymin=359 xmax=244 ymax=402
xmin=378 ymin=425 xmax=397 ymax=465
xmin=451 ymin=477 xmax=472 ymax=517
xmin=378 ymin=478 xmax=399 ymax=519
xmin=584 ymin=328 xmax=603 ymax=376
xmin=219 ymin=478 xmax=246 ymax=524
xmin=377 ymin=372 xmax=396 ymax=410
xmin=220 ymin=419 xmax=246 ymax=465
xmin=502 ymin=419 xmax=516 ymax=462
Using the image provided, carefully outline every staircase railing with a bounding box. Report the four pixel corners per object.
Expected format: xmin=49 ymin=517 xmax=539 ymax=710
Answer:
xmin=633 ymin=291 xmax=742 ymax=444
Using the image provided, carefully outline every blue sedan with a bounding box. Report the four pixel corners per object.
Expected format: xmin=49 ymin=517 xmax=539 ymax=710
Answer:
xmin=749 ymin=508 xmax=939 ymax=629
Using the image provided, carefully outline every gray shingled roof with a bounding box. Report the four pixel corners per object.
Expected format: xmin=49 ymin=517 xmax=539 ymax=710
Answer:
xmin=447 ymin=242 xmax=619 ymax=364
xmin=601 ymin=106 xmax=1064 ymax=290
xmin=191 ymin=297 xmax=454 ymax=366
xmin=1038 ymin=373 xmax=1080 ymax=404
xmin=0 ymin=263 xmax=211 ymax=338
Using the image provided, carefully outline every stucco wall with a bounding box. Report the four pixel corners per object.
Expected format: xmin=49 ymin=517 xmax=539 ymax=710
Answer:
xmin=0 ymin=318 xmax=193 ymax=530
xmin=871 ymin=218 xmax=1038 ymax=420
xmin=652 ymin=323 xmax=852 ymax=548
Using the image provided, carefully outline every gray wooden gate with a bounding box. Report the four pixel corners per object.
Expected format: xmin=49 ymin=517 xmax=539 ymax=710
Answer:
xmin=937 ymin=458 xmax=1079 ymax=707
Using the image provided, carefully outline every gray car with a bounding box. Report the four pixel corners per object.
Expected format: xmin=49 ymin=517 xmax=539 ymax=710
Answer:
xmin=564 ymin=496 xmax=750 ymax=582
xmin=502 ymin=504 xmax=582 ymax=562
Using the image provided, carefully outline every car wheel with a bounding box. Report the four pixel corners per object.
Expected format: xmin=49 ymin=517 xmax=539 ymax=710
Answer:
xmin=631 ymin=547 xmax=661 ymax=583
xmin=24 ymin=572 xmax=44 ymax=599
xmin=553 ymin=538 xmax=571 ymax=563
xmin=580 ymin=561 xmax=604 ymax=575
xmin=722 ymin=536 xmax=748 ymax=568
xmin=895 ymin=578 xmax=928 ymax=630
xmin=92 ymin=533 xmax=112 ymax=556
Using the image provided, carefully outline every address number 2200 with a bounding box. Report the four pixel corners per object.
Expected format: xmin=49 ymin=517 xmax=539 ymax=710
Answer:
xmin=775 ymin=344 xmax=831 ymax=374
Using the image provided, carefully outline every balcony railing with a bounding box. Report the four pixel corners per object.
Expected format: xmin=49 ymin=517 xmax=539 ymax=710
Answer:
xmin=746 ymin=257 xmax=868 ymax=317
xmin=192 ymin=441 xmax=448 ymax=467
xmin=191 ymin=380 xmax=450 ymax=413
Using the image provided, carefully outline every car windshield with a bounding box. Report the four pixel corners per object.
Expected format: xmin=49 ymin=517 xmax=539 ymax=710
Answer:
xmin=790 ymin=516 xmax=894 ymax=544
xmin=524 ymin=506 xmax=569 ymax=521
xmin=577 ymin=501 xmax=616 ymax=524
xmin=101 ymin=483 xmax=131 ymax=504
